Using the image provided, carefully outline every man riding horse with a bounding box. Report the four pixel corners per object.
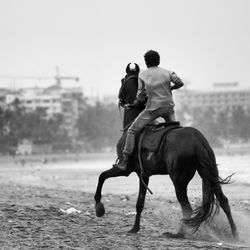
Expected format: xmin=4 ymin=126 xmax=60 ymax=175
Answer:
xmin=95 ymin=50 xmax=238 ymax=238
xmin=114 ymin=50 xmax=184 ymax=171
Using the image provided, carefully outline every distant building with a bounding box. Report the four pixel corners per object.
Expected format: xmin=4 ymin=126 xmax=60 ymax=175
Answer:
xmin=174 ymin=82 xmax=250 ymax=115
xmin=1 ymin=84 xmax=85 ymax=142
xmin=86 ymin=94 xmax=118 ymax=106
xmin=0 ymin=88 xmax=11 ymax=107
xmin=17 ymin=88 xmax=62 ymax=115
xmin=101 ymin=95 xmax=118 ymax=104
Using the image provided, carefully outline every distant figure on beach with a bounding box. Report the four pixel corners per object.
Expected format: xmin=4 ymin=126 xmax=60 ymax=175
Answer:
xmin=115 ymin=50 xmax=184 ymax=171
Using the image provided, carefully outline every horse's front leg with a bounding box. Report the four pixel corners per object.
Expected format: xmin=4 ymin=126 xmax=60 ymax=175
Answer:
xmin=128 ymin=175 xmax=149 ymax=234
xmin=94 ymin=167 xmax=130 ymax=217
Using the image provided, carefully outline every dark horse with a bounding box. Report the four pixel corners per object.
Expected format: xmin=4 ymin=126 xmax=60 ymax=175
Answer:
xmin=94 ymin=92 xmax=238 ymax=239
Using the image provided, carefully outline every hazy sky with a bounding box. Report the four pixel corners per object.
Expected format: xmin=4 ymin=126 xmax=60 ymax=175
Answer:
xmin=0 ymin=0 xmax=249 ymax=96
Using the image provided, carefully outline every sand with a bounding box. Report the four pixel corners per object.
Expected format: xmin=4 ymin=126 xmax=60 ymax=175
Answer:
xmin=0 ymin=155 xmax=249 ymax=249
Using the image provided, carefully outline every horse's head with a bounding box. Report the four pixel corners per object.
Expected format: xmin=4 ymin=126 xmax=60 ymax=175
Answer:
xmin=126 ymin=63 xmax=140 ymax=75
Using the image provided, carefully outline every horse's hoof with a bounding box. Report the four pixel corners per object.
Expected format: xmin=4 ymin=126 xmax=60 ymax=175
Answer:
xmin=95 ymin=202 xmax=105 ymax=217
xmin=127 ymin=228 xmax=139 ymax=234
xmin=163 ymin=231 xmax=185 ymax=239
xmin=233 ymin=231 xmax=239 ymax=241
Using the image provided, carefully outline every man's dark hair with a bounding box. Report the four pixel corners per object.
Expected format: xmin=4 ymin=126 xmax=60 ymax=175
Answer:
xmin=144 ymin=50 xmax=160 ymax=67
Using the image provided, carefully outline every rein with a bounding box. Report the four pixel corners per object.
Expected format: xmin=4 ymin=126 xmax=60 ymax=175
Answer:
xmin=118 ymin=102 xmax=123 ymax=128
xmin=118 ymin=107 xmax=153 ymax=195
xmin=137 ymin=130 xmax=153 ymax=195
xmin=117 ymin=78 xmax=152 ymax=194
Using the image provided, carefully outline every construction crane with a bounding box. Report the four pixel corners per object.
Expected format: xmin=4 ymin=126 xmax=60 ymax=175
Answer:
xmin=0 ymin=67 xmax=79 ymax=89
xmin=54 ymin=66 xmax=79 ymax=86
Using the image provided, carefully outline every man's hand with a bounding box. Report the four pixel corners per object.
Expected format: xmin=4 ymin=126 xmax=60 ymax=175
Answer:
xmin=125 ymin=99 xmax=142 ymax=110
xmin=124 ymin=104 xmax=132 ymax=109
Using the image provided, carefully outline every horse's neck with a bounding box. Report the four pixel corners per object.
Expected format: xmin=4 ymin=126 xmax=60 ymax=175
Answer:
xmin=123 ymin=116 xmax=134 ymax=130
xmin=123 ymin=108 xmax=142 ymax=129
xmin=120 ymin=74 xmax=142 ymax=129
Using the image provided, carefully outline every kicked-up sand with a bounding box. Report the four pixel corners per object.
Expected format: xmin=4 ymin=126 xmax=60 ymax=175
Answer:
xmin=0 ymin=153 xmax=249 ymax=249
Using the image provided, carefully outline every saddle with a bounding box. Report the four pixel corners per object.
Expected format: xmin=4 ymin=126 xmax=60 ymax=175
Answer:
xmin=140 ymin=121 xmax=181 ymax=152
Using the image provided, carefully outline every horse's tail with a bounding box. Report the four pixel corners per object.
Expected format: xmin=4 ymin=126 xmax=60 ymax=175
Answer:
xmin=184 ymin=128 xmax=233 ymax=232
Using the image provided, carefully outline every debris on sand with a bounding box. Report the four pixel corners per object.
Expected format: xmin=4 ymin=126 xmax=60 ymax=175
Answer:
xmin=124 ymin=210 xmax=136 ymax=216
xmin=0 ymin=184 xmax=249 ymax=249
xmin=120 ymin=195 xmax=130 ymax=201
xmin=83 ymin=211 xmax=91 ymax=216
xmin=60 ymin=207 xmax=82 ymax=214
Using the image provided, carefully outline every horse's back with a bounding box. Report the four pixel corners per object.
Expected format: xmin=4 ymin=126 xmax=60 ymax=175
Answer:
xmin=135 ymin=125 xmax=214 ymax=177
xmin=163 ymin=127 xmax=199 ymax=154
xmin=168 ymin=126 xmax=216 ymax=162
xmin=165 ymin=126 xmax=212 ymax=152
xmin=159 ymin=126 xmax=211 ymax=176
xmin=138 ymin=126 xmax=198 ymax=176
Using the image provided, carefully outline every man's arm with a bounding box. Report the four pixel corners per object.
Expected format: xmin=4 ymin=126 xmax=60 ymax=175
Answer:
xmin=136 ymin=78 xmax=147 ymax=102
xmin=170 ymin=72 xmax=184 ymax=90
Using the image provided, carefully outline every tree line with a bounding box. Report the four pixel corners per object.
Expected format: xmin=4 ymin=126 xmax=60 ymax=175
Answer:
xmin=176 ymin=106 xmax=250 ymax=147
xmin=0 ymin=99 xmax=71 ymax=154
xmin=0 ymin=99 xmax=122 ymax=154
xmin=1 ymin=98 xmax=249 ymax=155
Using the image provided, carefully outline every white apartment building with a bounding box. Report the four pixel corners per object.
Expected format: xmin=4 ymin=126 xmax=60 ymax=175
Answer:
xmin=21 ymin=94 xmax=62 ymax=116
xmin=3 ymin=84 xmax=84 ymax=141
xmin=5 ymin=87 xmax=62 ymax=115
xmin=174 ymin=83 xmax=250 ymax=114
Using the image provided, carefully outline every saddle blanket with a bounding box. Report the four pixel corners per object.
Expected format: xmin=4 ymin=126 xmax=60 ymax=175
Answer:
xmin=141 ymin=121 xmax=181 ymax=152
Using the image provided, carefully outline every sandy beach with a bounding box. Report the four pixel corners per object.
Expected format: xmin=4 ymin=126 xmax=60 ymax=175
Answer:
xmin=0 ymin=153 xmax=250 ymax=249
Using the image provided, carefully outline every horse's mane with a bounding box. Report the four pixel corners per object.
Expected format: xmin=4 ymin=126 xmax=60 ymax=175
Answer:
xmin=118 ymin=74 xmax=138 ymax=107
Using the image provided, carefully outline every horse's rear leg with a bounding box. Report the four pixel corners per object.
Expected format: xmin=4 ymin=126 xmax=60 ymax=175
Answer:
xmin=128 ymin=176 xmax=149 ymax=234
xmin=214 ymin=185 xmax=238 ymax=239
xmin=175 ymin=185 xmax=193 ymax=236
xmin=176 ymin=186 xmax=193 ymax=219
xmin=94 ymin=167 xmax=130 ymax=217
xmin=164 ymin=182 xmax=193 ymax=238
